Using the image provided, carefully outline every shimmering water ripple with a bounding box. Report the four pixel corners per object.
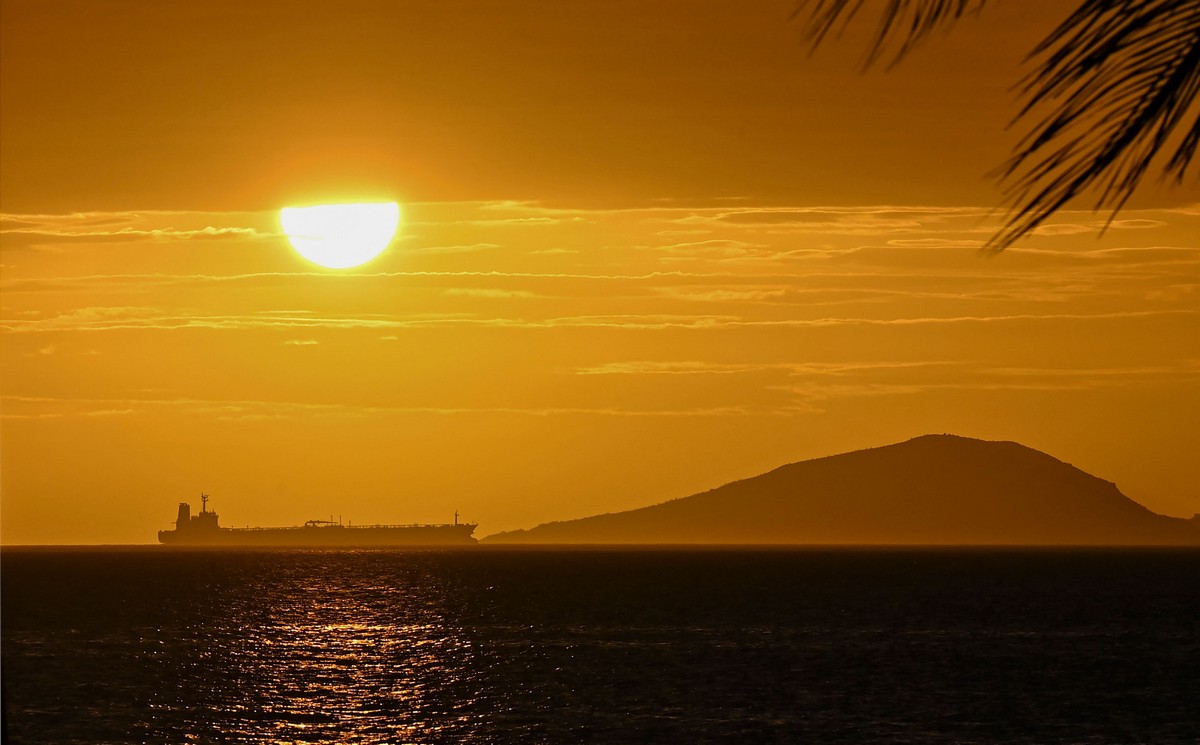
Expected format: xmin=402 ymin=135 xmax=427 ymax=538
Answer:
xmin=3 ymin=548 xmax=1198 ymax=744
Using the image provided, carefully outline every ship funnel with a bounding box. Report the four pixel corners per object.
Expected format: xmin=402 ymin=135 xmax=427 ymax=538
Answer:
xmin=176 ymin=502 xmax=191 ymax=529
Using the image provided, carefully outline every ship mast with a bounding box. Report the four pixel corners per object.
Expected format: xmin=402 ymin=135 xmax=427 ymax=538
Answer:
xmin=201 ymin=493 xmax=209 ymax=513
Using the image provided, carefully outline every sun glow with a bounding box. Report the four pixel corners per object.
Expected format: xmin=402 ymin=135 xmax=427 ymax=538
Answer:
xmin=281 ymin=202 xmax=401 ymax=269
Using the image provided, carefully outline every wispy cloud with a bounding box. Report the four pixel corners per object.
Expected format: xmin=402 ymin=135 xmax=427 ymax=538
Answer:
xmin=984 ymin=363 xmax=1200 ymax=379
xmin=0 ymin=210 xmax=275 ymax=248
xmin=765 ymin=361 xmax=1200 ymax=409
xmin=407 ymin=243 xmax=501 ymax=255
xmin=5 ymin=307 xmax=1196 ymax=334
xmin=2 ymin=226 xmax=270 ymax=241
xmin=0 ymin=394 xmax=753 ymax=421
xmin=572 ymin=360 xmax=955 ymax=376
xmin=886 ymin=238 xmax=986 ymax=249
xmin=1032 ymin=218 xmax=1168 ymax=237
xmin=649 ymin=239 xmax=768 ymax=258
xmin=653 ymin=286 xmax=790 ymax=303
xmin=443 ymin=288 xmax=540 ymax=299
xmin=0 ymin=269 xmax=717 ymax=294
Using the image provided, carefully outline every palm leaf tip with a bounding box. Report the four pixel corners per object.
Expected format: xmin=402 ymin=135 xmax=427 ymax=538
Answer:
xmin=795 ymin=0 xmax=988 ymax=69
xmin=989 ymin=0 xmax=1200 ymax=250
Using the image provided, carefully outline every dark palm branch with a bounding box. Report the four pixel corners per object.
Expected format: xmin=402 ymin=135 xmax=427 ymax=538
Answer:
xmin=795 ymin=0 xmax=1200 ymax=251
xmin=991 ymin=0 xmax=1200 ymax=249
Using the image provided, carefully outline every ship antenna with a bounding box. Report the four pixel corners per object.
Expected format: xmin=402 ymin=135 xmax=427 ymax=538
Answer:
xmin=454 ymin=510 xmax=459 ymax=526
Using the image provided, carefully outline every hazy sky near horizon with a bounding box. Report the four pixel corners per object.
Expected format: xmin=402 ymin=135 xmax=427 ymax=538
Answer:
xmin=3 ymin=0 xmax=1198 ymax=543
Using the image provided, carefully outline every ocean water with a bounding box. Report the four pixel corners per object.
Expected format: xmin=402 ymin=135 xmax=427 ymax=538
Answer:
xmin=3 ymin=547 xmax=1198 ymax=744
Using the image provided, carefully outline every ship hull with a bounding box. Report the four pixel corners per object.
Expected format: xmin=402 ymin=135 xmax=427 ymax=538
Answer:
xmin=158 ymin=524 xmax=477 ymax=546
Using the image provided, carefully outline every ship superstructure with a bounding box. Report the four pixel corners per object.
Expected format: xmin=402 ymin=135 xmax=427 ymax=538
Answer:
xmin=158 ymin=494 xmax=477 ymax=546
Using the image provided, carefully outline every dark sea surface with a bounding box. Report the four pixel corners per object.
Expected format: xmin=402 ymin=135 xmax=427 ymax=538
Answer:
xmin=3 ymin=547 xmax=1198 ymax=744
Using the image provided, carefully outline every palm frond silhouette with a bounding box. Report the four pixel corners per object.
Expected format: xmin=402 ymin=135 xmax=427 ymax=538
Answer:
xmin=796 ymin=0 xmax=1200 ymax=250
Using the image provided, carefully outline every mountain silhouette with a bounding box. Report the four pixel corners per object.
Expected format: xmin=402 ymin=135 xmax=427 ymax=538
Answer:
xmin=486 ymin=435 xmax=1199 ymax=545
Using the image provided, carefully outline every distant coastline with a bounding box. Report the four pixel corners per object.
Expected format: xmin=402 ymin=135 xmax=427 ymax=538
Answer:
xmin=484 ymin=435 xmax=1200 ymax=546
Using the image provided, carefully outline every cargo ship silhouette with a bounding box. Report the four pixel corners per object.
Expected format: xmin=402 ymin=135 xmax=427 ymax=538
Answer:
xmin=158 ymin=494 xmax=477 ymax=546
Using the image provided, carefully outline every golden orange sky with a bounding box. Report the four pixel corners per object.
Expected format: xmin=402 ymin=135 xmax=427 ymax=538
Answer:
xmin=2 ymin=1 xmax=1198 ymax=543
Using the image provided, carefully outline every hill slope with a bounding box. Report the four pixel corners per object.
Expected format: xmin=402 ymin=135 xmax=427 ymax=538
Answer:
xmin=486 ymin=435 xmax=1198 ymax=545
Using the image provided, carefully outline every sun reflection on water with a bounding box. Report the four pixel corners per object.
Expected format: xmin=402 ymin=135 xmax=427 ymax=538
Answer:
xmin=183 ymin=554 xmax=479 ymax=743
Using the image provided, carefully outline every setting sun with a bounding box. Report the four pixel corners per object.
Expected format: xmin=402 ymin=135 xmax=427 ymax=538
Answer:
xmin=280 ymin=202 xmax=401 ymax=269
